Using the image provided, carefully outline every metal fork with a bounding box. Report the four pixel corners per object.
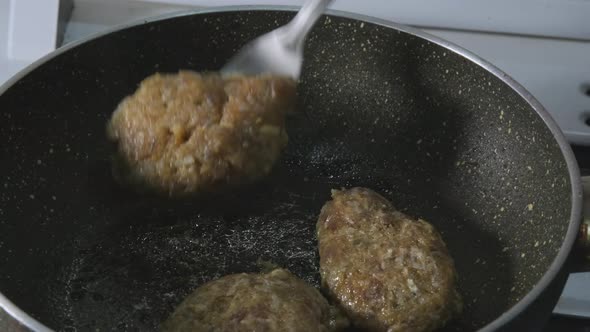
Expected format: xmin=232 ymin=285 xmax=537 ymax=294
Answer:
xmin=221 ymin=0 xmax=332 ymax=80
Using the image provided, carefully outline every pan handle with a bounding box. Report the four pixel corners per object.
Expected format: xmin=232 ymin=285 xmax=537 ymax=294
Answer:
xmin=571 ymin=177 xmax=590 ymax=272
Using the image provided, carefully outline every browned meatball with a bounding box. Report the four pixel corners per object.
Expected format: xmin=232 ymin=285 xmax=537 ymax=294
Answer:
xmin=161 ymin=269 xmax=348 ymax=332
xmin=107 ymin=71 xmax=296 ymax=196
xmin=317 ymin=188 xmax=462 ymax=332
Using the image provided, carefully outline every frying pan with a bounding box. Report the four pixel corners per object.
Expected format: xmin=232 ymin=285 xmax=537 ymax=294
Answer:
xmin=0 ymin=6 xmax=587 ymax=332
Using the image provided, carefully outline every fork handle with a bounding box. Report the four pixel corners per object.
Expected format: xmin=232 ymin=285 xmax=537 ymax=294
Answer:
xmin=281 ymin=0 xmax=333 ymax=50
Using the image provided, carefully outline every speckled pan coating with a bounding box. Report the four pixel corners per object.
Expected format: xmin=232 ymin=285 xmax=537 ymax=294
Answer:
xmin=0 ymin=8 xmax=578 ymax=332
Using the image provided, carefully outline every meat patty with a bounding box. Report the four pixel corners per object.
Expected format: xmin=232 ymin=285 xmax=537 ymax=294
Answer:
xmin=107 ymin=71 xmax=296 ymax=196
xmin=317 ymin=188 xmax=462 ymax=332
xmin=161 ymin=269 xmax=348 ymax=332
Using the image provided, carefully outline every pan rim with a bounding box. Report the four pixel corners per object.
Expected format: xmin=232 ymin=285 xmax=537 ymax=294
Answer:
xmin=0 ymin=5 xmax=582 ymax=332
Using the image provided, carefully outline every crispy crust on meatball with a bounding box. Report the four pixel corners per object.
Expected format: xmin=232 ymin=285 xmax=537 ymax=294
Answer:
xmin=161 ymin=269 xmax=348 ymax=332
xmin=107 ymin=71 xmax=296 ymax=195
xmin=317 ymin=187 xmax=462 ymax=332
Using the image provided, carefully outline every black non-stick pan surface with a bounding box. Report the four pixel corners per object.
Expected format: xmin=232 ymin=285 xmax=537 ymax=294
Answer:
xmin=0 ymin=8 xmax=581 ymax=332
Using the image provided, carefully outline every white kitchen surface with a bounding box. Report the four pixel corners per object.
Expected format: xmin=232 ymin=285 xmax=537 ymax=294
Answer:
xmin=554 ymin=273 xmax=590 ymax=318
xmin=0 ymin=0 xmax=589 ymax=319
xmin=0 ymin=0 xmax=28 ymax=85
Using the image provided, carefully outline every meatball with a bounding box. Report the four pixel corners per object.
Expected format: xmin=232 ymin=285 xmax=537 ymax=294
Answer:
xmin=107 ymin=71 xmax=296 ymax=196
xmin=317 ymin=188 xmax=462 ymax=332
xmin=161 ymin=269 xmax=348 ymax=332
